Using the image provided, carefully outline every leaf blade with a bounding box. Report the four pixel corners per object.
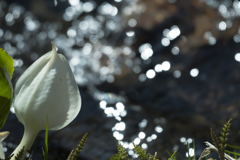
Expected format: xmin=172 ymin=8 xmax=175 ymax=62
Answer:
xmin=0 ymin=49 xmax=14 ymax=79
xmin=0 ymin=49 xmax=14 ymax=130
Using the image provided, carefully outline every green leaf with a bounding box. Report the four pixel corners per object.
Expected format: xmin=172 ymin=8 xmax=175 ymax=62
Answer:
xmin=0 ymin=49 xmax=14 ymax=79
xmin=44 ymin=117 xmax=48 ymax=160
xmin=0 ymin=49 xmax=14 ymax=130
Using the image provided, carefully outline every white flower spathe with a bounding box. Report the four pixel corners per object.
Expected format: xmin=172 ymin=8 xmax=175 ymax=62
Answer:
xmin=12 ymin=42 xmax=81 ymax=159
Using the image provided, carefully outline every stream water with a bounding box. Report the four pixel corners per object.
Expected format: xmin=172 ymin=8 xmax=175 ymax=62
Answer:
xmin=1 ymin=0 xmax=240 ymax=159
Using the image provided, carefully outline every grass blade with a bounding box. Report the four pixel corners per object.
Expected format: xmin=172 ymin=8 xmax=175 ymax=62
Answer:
xmin=187 ymin=142 xmax=191 ymax=160
xmin=176 ymin=153 xmax=185 ymax=160
xmin=166 ymin=150 xmax=172 ymax=157
xmin=166 ymin=150 xmax=177 ymax=160
xmin=225 ymin=150 xmax=240 ymax=156
xmin=234 ymin=150 xmax=237 ymax=159
xmin=44 ymin=117 xmax=48 ymax=160
xmin=226 ymin=144 xmax=240 ymax=150
xmin=171 ymin=150 xmax=177 ymax=159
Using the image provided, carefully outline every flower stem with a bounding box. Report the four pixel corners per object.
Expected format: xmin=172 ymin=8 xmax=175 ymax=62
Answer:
xmin=11 ymin=125 xmax=39 ymax=160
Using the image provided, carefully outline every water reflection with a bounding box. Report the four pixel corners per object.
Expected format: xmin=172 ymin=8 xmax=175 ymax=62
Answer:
xmin=190 ymin=68 xmax=199 ymax=77
xmin=155 ymin=125 xmax=163 ymax=133
xmin=172 ymin=46 xmax=179 ymax=55
xmin=186 ymin=148 xmax=194 ymax=158
xmin=2 ymin=0 xmax=240 ymax=159
xmin=146 ymin=69 xmax=156 ymax=79
xmin=173 ymin=70 xmax=181 ymax=78
xmin=98 ymin=92 xmax=165 ymax=158
xmin=162 ymin=61 xmax=171 ymax=71
xmin=235 ymin=53 xmax=240 ymax=62
xmin=138 ymin=132 xmax=146 ymax=139
xmin=218 ymin=21 xmax=227 ymax=31
xmin=139 ymin=119 xmax=148 ymax=128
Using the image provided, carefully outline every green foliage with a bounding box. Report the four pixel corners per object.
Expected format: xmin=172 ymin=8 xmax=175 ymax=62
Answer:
xmin=110 ymin=142 xmax=131 ymax=160
xmin=227 ymin=144 xmax=240 ymax=150
xmin=133 ymin=143 xmax=150 ymax=160
xmin=226 ymin=144 xmax=240 ymax=159
xmin=151 ymin=152 xmax=159 ymax=160
xmin=186 ymin=142 xmax=191 ymax=160
xmin=185 ymin=141 xmax=197 ymax=160
xmin=133 ymin=143 xmax=159 ymax=160
xmin=44 ymin=117 xmax=48 ymax=160
xmin=219 ymin=118 xmax=232 ymax=159
xmin=210 ymin=118 xmax=232 ymax=160
xmin=4 ymin=118 xmax=240 ymax=160
xmin=166 ymin=150 xmax=177 ymax=160
xmin=66 ymin=151 xmax=75 ymax=160
xmin=0 ymin=49 xmax=14 ymax=130
xmin=210 ymin=128 xmax=221 ymax=158
xmin=176 ymin=153 xmax=185 ymax=160
xmin=167 ymin=139 xmax=197 ymax=160
xmin=67 ymin=133 xmax=88 ymax=160
xmin=192 ymin=139 xmax=196 ymax=160
xmin=225 ymin=149 xmax=240 ymax=157
xmin=110 ymin=142 xmax=159 ymax=160
xmin=0 ymin=49 xmax=14 ymax=78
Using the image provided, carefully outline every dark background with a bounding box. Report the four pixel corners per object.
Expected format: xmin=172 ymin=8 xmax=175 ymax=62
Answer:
xmin=1 ymin=0 xmax=240 ymax=159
